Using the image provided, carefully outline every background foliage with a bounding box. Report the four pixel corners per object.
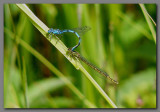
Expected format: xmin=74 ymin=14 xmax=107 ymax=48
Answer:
xmin=4 ymin=4 xmax=156 ymax=108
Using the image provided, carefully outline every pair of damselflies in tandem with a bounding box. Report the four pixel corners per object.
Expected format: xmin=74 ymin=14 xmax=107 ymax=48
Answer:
xmin=48 ymin=26 xmax=118 ymax=84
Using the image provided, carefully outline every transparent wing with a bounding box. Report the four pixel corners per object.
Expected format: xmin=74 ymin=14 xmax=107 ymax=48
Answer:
xmin=70 ymin=26 xmax=91 ymax=36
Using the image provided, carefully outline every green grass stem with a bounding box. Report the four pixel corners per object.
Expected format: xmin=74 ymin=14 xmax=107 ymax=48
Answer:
xmin=22 ymin=57 xmax=29 ymax=108
xmin=139 ymin=4 xmax=156 ymax=44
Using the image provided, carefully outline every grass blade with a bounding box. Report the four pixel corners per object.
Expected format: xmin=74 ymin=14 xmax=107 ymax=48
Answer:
xmin=139 ymin=4 xmax=156 ymax=44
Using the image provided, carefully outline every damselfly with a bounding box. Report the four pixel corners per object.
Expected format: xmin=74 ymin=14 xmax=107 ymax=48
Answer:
xmin=48 ymin=26 xmax=91 ymax=51
xmin=67 ymin=48 xmax=118 ymax=84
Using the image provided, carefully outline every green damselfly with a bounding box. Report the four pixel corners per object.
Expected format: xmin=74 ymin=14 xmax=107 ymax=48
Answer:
xmin=67 ymin=48 xmax=118 ymax=84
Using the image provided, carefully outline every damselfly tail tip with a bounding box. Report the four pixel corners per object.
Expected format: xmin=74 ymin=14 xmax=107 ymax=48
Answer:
xmin=115 ymin=81 xmax=119 ymax=84
xmin=113 ymin=80 xmax=119 ymax=84
xmin=109 ymin=77 xmax=118 ymax=84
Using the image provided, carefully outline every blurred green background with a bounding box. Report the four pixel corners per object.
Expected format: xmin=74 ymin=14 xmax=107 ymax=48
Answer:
xmin=4 ymin=4 xmax=156 ymax=108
